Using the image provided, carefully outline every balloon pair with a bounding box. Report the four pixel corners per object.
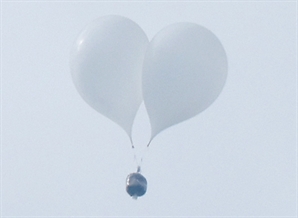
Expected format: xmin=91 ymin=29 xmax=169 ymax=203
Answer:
xmin=70 ymin=15 xmax=228 ymax=145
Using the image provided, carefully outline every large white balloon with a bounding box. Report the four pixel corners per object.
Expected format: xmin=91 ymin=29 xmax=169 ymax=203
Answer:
xmin=142 ymin=23 xmax=228 ymax=140
xmin=70 ymin=16 xmax=149 ymax=141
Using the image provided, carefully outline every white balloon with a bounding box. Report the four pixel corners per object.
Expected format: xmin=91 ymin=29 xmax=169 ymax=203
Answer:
xmin=142 ymin=23 xmax=228 ymax=140
xmin=70 ymin=15 xmax=149 ymax=140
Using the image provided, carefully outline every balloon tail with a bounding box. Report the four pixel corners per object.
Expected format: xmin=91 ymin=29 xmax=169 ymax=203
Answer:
xmin=129 ymin=136 xmax=134 ymax=149
xmin=147 ymin=139 xmax=152 ymax=147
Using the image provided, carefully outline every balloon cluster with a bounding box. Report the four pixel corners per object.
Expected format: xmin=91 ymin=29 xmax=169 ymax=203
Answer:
xmin=70 ymin=15 xmax=228 ymax=198
xmin=70 ymin=15 xmax=227 ymax=145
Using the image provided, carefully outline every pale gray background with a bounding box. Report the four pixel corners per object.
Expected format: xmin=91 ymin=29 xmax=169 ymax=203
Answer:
xmin=1 ymin=1 xmax=296 ymax=217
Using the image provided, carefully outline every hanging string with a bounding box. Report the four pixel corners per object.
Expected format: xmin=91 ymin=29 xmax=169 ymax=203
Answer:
xmin=131 ymin=140 xmax=150 ymax=173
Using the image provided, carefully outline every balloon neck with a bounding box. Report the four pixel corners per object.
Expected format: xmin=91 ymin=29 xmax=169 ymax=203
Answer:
xmin=137 ymin=166 xmax=141 ymax=173
xmin=129 ymin=136 xmax=134 ymax=149
xmin=146 ymin=138 xmax=153 ymax=147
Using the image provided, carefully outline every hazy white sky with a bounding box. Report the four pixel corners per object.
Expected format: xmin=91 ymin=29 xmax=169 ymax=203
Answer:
xmin=2 ymin=1 xmax=297 ymax=217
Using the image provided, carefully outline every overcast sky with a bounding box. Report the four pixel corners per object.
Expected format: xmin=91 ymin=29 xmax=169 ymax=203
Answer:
xmin=2 ymin=1 xmax=297 ymax=217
